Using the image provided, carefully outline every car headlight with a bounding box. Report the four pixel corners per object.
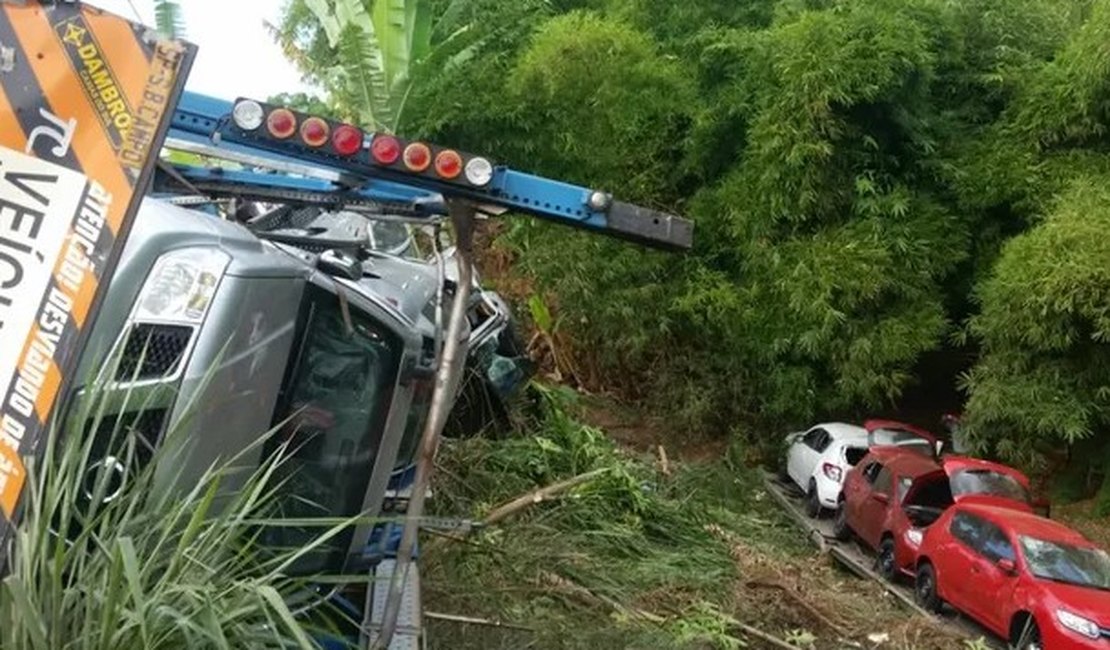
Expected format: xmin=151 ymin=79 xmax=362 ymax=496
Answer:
xmin=905 ymin=528 xmax=923 ymax=547
xmin=134 ymin=248 xmax=230 ymax=324
xmin=1056 ymin=610 xmax=1100 ymax=640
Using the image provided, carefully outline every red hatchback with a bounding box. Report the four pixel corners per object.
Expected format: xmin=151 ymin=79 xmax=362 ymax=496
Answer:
xmin=864 ymin=419 xmax=940 ymax=456
xmin=916 ymin=504 xmax=1110 ymax=649
xmin=835 ymin=447 xmax=1034 ymax=582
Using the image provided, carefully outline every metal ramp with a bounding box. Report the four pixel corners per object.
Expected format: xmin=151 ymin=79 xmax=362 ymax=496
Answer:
xmin=363 ymin=560 xmax=424 ymax=650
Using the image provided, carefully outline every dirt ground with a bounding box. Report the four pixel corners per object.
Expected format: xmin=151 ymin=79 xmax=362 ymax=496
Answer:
xmin=1055 ymin=499 xmax=1110 ymax=546
xmin=713 ymin=525 xmax=976 ymax=650
xmin=577 ymin=394 xmax=728 ymax=463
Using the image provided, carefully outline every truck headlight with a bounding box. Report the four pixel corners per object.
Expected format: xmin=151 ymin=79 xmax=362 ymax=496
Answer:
xmin=1056 ymin=610 xmax=1100 ymax=640
xmin=134 ymin=248 xmax=230 ymax=324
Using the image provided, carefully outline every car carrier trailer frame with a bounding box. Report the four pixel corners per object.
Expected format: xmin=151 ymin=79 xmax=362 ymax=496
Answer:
xmin=760 ymin=471 xmax=1005 ymax=649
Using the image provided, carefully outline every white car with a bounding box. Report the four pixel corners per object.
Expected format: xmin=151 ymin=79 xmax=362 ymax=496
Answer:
xmin=783 ymin=423 xmax=870 ymax=517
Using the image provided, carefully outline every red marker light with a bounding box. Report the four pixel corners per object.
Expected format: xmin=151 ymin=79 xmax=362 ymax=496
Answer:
xmin=403 ymin=143 xmax=432 ymax=172
xmin=266 ymin=108 xmax=297 ymax=139
xmin=300 ymin=117 xmax=330 ymax=147
xmin=332 ymin=125 xmax=364 ymax=156
xmin=370 ymin=134 xmax=401 ymax=164
xmin=434 ymin=150 xmax=463 ymax=179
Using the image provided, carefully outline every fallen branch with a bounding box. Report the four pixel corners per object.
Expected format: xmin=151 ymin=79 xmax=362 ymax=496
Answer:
xmin=425 ymin=468 xmax=612 ymax=549
xmin=424 ymin=611 xmax=534 ymax=632
xmin=657 ymin=445 xmax=671 ymax=477
xmin=729 ymin=621 xmax=798 ymax=650
xmin=482 ymin=467 xmax=611 ymax=527
xmin=539 ymin=570 xmax=665 ymax=624
xmin=745 ymin=579 xmax=848 ymax=637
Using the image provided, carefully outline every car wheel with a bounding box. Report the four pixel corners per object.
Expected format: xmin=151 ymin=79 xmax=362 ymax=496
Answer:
xmin=877 ymin=537 xmax=898 ymax=582
xmin=914 ymin=562 xmax=943 ymax=613
xmin=1012 ymin=617 xmax=1043 ymax=650
xmin=804 ymin=479 xmax=822 ymax=518
xmin=832 ymin=501 xmax=851 ymax=541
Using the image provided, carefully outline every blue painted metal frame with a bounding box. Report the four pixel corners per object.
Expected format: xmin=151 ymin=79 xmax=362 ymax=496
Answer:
xmin=166 ymin=92 xmax=692 ymax=250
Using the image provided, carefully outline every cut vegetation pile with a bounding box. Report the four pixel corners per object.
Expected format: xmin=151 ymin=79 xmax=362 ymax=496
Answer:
xmin=423 ymin=386 xmax=982 ymax=649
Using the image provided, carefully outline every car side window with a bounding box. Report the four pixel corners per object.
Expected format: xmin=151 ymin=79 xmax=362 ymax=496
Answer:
xmin=977 ymin=522 xmax=1016 ymax=564
xmin=874 ymin=466 xmax=894 ymax=495
xmin=862 ymin=462 xmax=884 ymax=484
xmin=950 ymin=512 xmax=985 ymax=549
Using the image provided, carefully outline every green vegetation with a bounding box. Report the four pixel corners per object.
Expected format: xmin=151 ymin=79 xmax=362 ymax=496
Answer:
xmin=153 ymin=0 xmax=185 ymax=39
xmin=272 ymin=0 xmax=486 ymax=132
xmin=423 ymin=387 xmax=979 ymax=648
xmin=0 ymin=383 xmax=348 ymax=649
xmin=280 ymin=0 xmax=1110 ymax=504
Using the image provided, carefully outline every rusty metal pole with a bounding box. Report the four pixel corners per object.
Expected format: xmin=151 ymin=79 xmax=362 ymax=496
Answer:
xmin=373 ymin=200 xmax=475 ymax=649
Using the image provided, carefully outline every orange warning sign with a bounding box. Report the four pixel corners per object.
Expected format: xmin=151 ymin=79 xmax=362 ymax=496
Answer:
xmin=0 ymin=0 xmax=195 ymax=563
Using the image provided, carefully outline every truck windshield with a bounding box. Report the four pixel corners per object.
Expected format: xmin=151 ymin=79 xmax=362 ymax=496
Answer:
xmin=1020 ymin=537 xmax=1110 ymax=591
xmin=264 ymin=285 xmax=401 ymax=574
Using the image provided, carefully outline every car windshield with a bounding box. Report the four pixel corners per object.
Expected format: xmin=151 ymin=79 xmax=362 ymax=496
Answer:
xmin=950 ymin=469 xmax=1029 ymax=504
xmin=870 ymin=428 xmax=932 ymax=455
xmin=1020 ymin=536 xmax=1110 ymax=591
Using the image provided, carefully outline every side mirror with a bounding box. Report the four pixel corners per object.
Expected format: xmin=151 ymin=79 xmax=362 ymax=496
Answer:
xmin=318 ymin=249 xmax=362 ymax=280
xmin=872 ymin=492 xmax=890 ymax=505
xmin=996 ymin=558 xmax=1017 ymax=575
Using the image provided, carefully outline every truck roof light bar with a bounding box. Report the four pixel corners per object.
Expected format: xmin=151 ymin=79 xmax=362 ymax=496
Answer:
xmin=166 ymin=92 xmax=693 ymax=250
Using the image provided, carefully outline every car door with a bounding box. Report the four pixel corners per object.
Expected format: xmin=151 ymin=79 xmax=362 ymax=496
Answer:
xmin=963 ymin=521 xmax=1019 ymax=635
xmin=937 ymin=511 xmax=986 ymax=612
xmin=857 ymin=465 xmax=895 ymax=548
xmin=841 ymin=457 xmax=868 ymax=514
xmin=846 ymin=460 xmax=882 ymax=535
xmin=789 ymin=428 xmax=825 ymax=489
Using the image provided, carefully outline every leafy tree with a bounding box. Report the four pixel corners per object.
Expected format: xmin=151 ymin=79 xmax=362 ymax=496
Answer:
xmin=153 ymin=0 xmax=185 ymax=39
xmin=267 ymin=91 xmax=335 ymax=118
xmin=272 ymin=0 xmax=483 ymax=132
xmin=960 ymin=179 xmax=1110 ymax=508
xmin=275 ymin=0 xmax=1110 ymax=498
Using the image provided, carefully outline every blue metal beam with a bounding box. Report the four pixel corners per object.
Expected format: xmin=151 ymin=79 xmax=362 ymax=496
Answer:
xmin=166 ymin=92 xmax=692 ymax=250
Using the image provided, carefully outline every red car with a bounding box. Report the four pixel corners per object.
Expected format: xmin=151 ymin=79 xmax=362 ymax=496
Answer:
xmin=916 ymin=504 xmax=1110 ymax=649
xmin=864 ymin=419 xmax=940 ymax=457
xmin=835 ymin=446 xmax=1034 ymax=582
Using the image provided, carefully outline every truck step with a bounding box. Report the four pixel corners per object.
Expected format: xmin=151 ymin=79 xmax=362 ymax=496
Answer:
xmin=363 ymin=559 xmax=423 ymax=650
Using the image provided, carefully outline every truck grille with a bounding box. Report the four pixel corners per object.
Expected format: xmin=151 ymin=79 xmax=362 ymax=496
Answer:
xmin=87 ymin=408 xmax=168 ymax=459
xmin=116 ymin=324 xmax=193 ymax=380
xmin=80 ymin=408 xmax=169 ymax=506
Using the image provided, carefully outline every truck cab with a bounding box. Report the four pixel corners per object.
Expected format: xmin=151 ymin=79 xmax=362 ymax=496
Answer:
xmin=67 ymin=196 xmax=516 ymax=574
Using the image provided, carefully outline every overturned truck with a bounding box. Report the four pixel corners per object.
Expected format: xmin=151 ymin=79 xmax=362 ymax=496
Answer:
xmin=0 ymin=2 xmax=692 ymax=647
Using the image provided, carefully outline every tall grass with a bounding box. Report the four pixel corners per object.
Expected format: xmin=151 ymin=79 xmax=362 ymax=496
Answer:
xmin=0 ymin=375 xmax=354 ymax=648
xmin=423 ymin=384 xmax=801 ymax=649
